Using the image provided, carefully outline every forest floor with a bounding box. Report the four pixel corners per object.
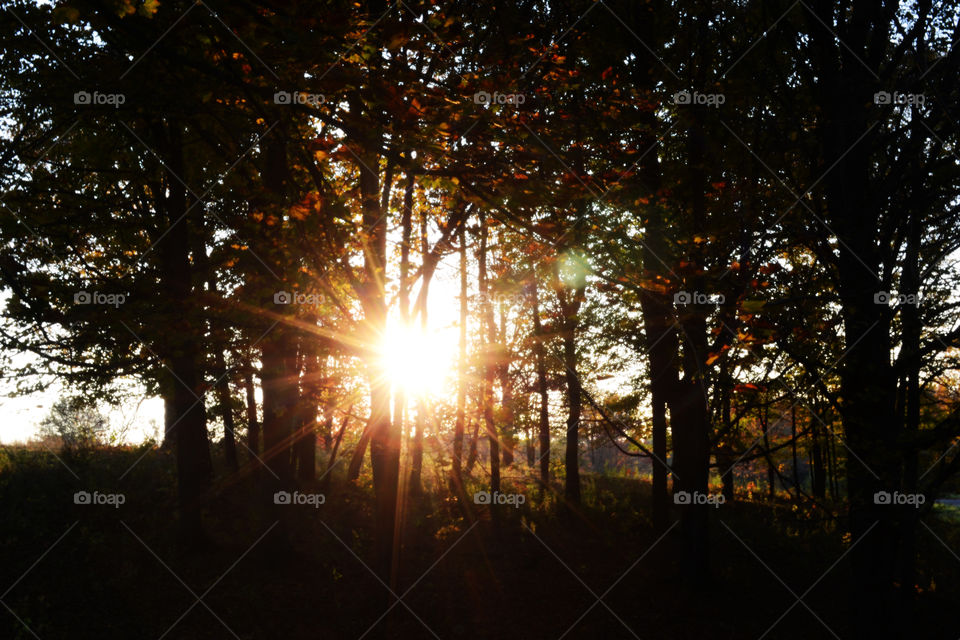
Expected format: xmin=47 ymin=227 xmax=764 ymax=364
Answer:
xmin=1 ymin=445 xmax=959 ymax=640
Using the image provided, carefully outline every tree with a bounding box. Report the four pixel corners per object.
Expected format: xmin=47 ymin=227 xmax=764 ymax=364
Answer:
xmin=38 ymin=397 xmax=113 ymax=449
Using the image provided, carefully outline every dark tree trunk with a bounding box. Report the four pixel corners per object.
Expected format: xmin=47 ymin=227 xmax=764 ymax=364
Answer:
xmin=828 ymin=418 xmax=840 ymax=500
xmin=465 ymin=420 xmax=480 ymax=473
xmin=531 ymin=280 xmax=551 ymax=489
xmin=496 ymin=288 xmax=515 ymax=468
xmin=156 ymin=123 xmax=211 ymax=540
xmin=791 ymin=405 xmax=800 ymax=494
xmin=257 ymin=135 xmax=298 ymax=490
xmin=897 ymin=186 xmax=923 ymax=604
xmin=635 ymin=122 xmax=677 ymax=532
xmin=321 ymin=411 xmax=349 ymax=493
xmin=718 ymin=369 xmax=735 ymax=503
xmin=162 ymin=393 xmax=175 ymax=450
xmin=357 ymin=146 xmax=398 ymax=584
xmin=214 ymin=350 xmax=239 ymax=473
xmin=638 ymin=276 xmax=678 ymax=531
xmin=347 ymin=420 xmax=371 ymax=482
xmin=452 ymin=223 xmax=468 ymax=486
xmin=244 ymin=368 xmax=260 ymax=458
xmin=556 ymin=280 xmax=585 ymax=505
xmin=809 ymin=3 xmax=901 ymax=631
xmin=761 ymin=405 xmax=775 ymax=500
xmin=194 ymin=212 xmax=237 ymax=473
xmin=296 ymin=342 xmax=320 ymax=483
xmin=477 ymin=216 xmax=500 ymax=493
xmin=561 ymin=316 xmax=582 ymax=505
xmin=260 ymin=335 xmax=298 ymax=487
xmin=407 ymin=175 xmax=427 ymax=496
xmin=410 ymin=401 xmax=425 ymax=495
xmin=810 ymin=405 xmax=826 ymax=499
xmin=670 ymin=377 xmax=710 ymax=584
xmin=526 ymin=427 xmax=535 ymax=467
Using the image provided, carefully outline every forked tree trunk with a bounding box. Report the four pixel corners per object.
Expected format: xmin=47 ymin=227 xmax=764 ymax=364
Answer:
xmin=347 ymin=420 xmax=372 ymax=482
xmin=321 ymin=410 xmax=350 ymax=492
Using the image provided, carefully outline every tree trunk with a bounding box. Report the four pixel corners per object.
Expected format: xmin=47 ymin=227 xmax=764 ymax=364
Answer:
xmin=260 ymin=335 xmax=298 ymax=487
xmin=532 ymin=280 xmax=550 ymax=489
xmin=162 ymin=393 xmax=175 ymax=450
xmin=258 ymin=135 xmax=298 ymax=490
xmin=761 ymin=405 xmax=775 ymax=500
xmin=321 ymin=411 xmax=350 ymax=493
xmin=497 ymin=287 xmax=515 ymax=468
xmin=156 ymin=123 xmax=211 ymax=540
xmin=670 ymin=378 xmax=710 ymax=584
xmin=810 ymin=4 xmax=901 ymax=629
xmin=561 ymin=317 xmax=582 ymax=505
xmin=556 ymin=281 xmax=585 ymax=505
xmin=407 ymin=175 xmax=427 ymax=496
xmin=358 ymin=146 xmax=398 ymax=584
xmin=791 ymin=404 xmax=800 ymax=494
xmin=347 ymin=420 xmax=372 ymax=482
xmin=195 ymin=211 xmax=236 ymax=473
xmin=465 ymin=419 xmax=480 ymax=473
xmin=897 ymin=186 xmax=923 ymax=604
xmin=452 ymin=223 xmax=468 ymax=486
xmin=635 ymin=125 xmax=676 ymax=532
xmin=810 ymin=405 xmax=826 ymax=499
xmin=214 ymin=350 xmax=239 ymax=473
xmin=296 ymin=341 xmax=320 ymax=483
xmin=244 ymin=368 xmax=260 ymax=458
xmin=718 ymin=368 xmax=735 ymax=503
xmin=477 ymin=216 xmax=500 ymax=493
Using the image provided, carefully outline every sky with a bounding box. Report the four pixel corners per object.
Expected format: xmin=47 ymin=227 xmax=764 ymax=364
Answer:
xmin=0 ymin=237 xmax=465 ymax=445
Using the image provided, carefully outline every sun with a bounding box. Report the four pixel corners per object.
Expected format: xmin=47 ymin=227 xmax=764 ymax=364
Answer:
xmin=378 ymin=320 xmax=453 ymax=397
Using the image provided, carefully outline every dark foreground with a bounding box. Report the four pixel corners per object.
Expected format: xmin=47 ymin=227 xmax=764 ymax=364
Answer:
xmin=2 ymin=446 xmax=958 ymax=640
